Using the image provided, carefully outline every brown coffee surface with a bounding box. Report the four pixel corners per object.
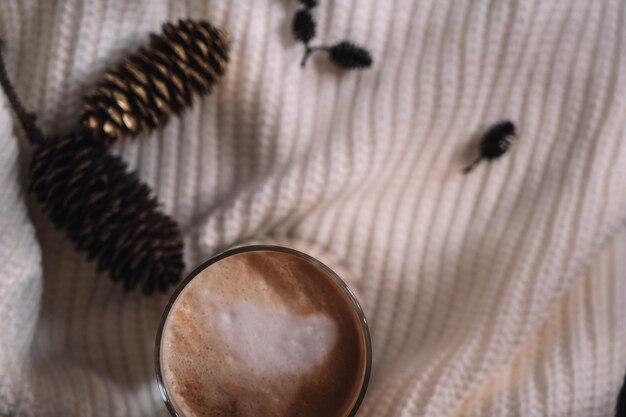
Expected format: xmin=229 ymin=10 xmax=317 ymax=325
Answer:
xmin=160 ymin=250 xmax=366 ymax=417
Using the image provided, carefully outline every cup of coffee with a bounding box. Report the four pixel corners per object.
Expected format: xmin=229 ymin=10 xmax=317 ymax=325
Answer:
xmin=155 ymin=245 xmax=372 ymax=417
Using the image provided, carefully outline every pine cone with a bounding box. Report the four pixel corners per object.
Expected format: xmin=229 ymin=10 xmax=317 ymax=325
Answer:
xmin=81 ymin=19 xmax=230 ymax=146
xmin=30 ymin=134 xmax=185 ymax=294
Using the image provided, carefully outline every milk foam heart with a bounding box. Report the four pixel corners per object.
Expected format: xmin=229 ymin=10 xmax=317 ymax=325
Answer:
xmin=216 ymin=300 xmax=337 ymax=374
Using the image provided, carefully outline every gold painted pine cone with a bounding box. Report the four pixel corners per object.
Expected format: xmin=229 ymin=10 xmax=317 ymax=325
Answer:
xmin=81 ymin=19 xmax=230 ymax=145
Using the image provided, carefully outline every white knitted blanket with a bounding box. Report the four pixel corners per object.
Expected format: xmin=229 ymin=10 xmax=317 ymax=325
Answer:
xmin=1 ymin=1 xmax=625 ymax=416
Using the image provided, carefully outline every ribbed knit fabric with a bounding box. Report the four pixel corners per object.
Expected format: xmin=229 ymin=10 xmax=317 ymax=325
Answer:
xmin=1 ymin=1 xmax=626 ymax=416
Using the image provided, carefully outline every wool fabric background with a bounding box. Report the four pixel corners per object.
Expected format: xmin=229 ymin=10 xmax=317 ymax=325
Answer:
xmin=0 ymin=0 xmax=625 ymax=416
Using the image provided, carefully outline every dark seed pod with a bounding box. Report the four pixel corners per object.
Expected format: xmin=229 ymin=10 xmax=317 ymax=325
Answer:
xmin=298 ymin=0 xmax=319 ymax=9
xmin=81 ymin=19 xmax=230 ymax=146
xmin=292 ymin=9 xmax=316 ymax=44
xmin=479 ymin=120 xmax=516 ymax=158
xmin=30 ymin=133 xmax=185 ymax=294
xmin=328 ymin=41 xmax=373 ymax=69
xmin=463 ymin=120 xmax=517 ymax=174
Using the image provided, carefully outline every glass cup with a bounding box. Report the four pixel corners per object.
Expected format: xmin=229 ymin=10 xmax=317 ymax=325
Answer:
xmin=155 ymin=244 xmax=372 ymax=417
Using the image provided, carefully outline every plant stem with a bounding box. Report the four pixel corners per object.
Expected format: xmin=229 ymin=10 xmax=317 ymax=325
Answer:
xmin=300 ymin=45 xmax=328 ymax=67
xmin=0 ymin=41 xmax=45 ymax=145
xmin=462 ymin=156 xmax=483 ymax=174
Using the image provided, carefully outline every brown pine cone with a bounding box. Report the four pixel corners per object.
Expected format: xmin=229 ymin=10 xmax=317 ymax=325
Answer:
xmin=30 ymin=133 xmax=185 ymax=294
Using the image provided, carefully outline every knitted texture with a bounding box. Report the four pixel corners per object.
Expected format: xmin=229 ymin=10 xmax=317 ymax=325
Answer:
xmin=1 ymin=1 xmax=626 ymax=416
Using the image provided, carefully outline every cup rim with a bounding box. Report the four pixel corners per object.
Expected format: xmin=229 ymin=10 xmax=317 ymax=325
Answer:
xmin=154 ymin=244 xmax=372 ymax=417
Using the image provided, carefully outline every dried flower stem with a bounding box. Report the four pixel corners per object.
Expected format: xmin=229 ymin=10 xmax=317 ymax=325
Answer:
xmin=0 ymin=42 xmax=45 ymax=145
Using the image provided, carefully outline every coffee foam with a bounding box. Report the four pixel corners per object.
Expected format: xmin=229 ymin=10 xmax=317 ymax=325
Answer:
xmin=216 ymin=300 xmax=337 ymax=374
xmin=160 ymin=250 xmax=365 ymax=417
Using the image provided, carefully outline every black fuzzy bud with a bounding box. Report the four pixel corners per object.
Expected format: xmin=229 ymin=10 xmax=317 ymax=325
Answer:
xmin=292 ymin=10 xmax=316 ymax=44
xmin=463 ymin=120 xmax=517 ymax=174
xmin=328 ymin=41 xmax=373 ymax=69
